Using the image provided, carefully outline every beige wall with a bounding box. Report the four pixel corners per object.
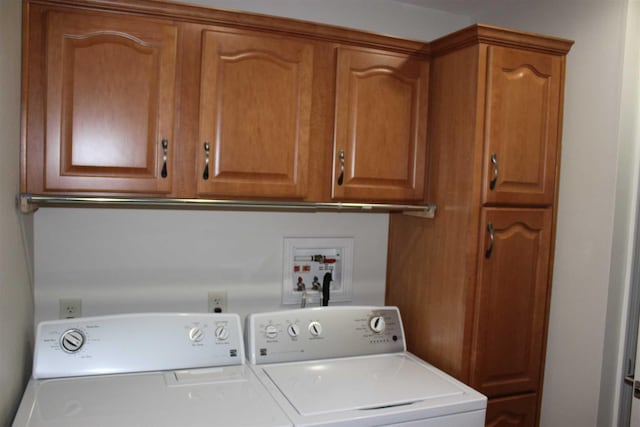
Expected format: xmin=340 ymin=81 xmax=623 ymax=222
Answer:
xmin=0 ymin=0 xmax=35 ymax=425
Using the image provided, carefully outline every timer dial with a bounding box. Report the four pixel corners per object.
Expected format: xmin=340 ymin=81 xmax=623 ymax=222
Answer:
xmin=189 ymin=327 xmax=204 ymax=342
xmin=60 ymin=329 xmax=85 ymax=353
xmin=308 ymin=321 xmax=322 ymax=336
xmin=287 ymin=324 xmax=300 ymax=337
xmin=265 ymin=325 xmax=279 ymax=339
xmin=215 ymin=325 xmax=229 ymax=340
xmin=369 ymin=316 xmax=386 ymax=333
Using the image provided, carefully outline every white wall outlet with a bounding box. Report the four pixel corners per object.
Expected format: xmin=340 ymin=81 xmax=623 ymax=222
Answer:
xmin=208 ymin=291 xmax=227 ymax=313
xmin=282 ymin=237 xmax=354 ymax=305
xmin=59 ymin=298 xmax=82 ymax=319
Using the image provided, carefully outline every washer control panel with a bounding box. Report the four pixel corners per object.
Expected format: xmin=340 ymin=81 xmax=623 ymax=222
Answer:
xmin=245 ymin=306 xmax=405 ymax=364
xmin=33 ymin=313 xmax=244 ymax=379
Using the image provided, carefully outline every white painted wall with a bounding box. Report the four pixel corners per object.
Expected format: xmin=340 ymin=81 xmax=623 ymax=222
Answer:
xmin=599 ymin=1 xmax=640 ymax=424
xmin=465 ymin=0 xmax=630 ymax=426
xmin=0 ymin=0 xmax=35 ymax=425
xmin=179 ymin=0 xmax=471 ymax=41
xmin=34 ymin=209 xmax=389 ymax=323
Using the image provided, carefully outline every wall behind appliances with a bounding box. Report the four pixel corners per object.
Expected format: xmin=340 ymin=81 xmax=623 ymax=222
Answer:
xmin=0 ymin=0 xmax=35 ymax=425
xmin=34 ymin=209 xmax=389 ymax=324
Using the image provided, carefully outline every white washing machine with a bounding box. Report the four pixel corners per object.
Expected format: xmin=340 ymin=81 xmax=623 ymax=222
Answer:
xmin=245 ymin=306 xmax=487 ymax=426
xmin=13 ymin=312 xmax=291 ymax=427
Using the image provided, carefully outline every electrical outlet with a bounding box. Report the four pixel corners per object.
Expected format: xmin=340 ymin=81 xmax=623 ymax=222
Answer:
xmin=208 ymin=291 xmax=227 ymax=313
xmin=59 ymin=298 xmax=82 ymax=319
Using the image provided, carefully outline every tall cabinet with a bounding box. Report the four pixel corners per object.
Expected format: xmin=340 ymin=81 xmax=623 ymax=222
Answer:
xmin=386 ymin=25 xmax=572 ymax=426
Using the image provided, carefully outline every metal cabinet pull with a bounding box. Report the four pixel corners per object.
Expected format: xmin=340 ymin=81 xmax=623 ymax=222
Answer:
xmin=202 ymin=142 xmax=210 ymax=180
xmin=489 ymin=153 xmax=498 ymax=190
xmin=161 ymin=139 xmax=168 ymax=178
xmin=485 ymin=222 xmax=495 ymax=259
xmin=337 ymin=149 xmax=345 ymax=186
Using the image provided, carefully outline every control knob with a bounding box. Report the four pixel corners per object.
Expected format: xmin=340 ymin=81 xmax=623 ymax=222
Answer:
xmin=370 ymin=316 xmax=386 ymax=333
xmin=308 ymin=321 xmax=322 ymax=337
xmin=215 ymin=325 xmax=229 ymax=341
xmin=287 ymin=324 xmax=300 ymax=338
xmin=265 ymin=325 xmax=279 ymax=339
xmin=189 ymin=327 xmax=205 ymax=342
xmin=60 ymin=329 xmax=85 ymax=353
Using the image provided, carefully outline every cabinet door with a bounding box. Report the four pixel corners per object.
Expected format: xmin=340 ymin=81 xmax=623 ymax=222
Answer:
xmin=470 ymin=208 xmax=552 ymax=397
xmin=482 ymin=46 xmax=563 ymax=206
xmin=197 ymin=28 xmax=313 ymax=199
xmin=486 ymin=394 xmax=538 ymax=427
xmin=43 ymin=11 xmax=178 ymax=194
xmin=333 ymin=47 xmax=429 ymax=202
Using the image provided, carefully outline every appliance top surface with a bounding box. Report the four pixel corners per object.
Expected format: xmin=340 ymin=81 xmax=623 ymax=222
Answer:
xmin=260 ymin=353 xmax=484 ymax=418
xmin=14 ymin=365 xmax=292 ymax=427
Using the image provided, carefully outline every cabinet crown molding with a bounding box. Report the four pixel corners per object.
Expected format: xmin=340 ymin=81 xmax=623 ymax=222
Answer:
xmin=430 ymin=23 xmax=574 ymax=56
xmin=26 ymin=0 xmax=431 ymax=55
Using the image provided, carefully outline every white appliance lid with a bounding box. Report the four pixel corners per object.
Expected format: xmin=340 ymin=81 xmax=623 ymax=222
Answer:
xmin=262 ymin=354 xmax=465 ymax=416
xmin=16 ymin=366 xmax=291 ymax=427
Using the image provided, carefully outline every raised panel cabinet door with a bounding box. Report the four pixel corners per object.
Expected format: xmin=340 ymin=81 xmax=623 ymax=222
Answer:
xmin=470 ymin=208 xmax=552 ymax=397
xmin=197 ymin=28 xmax=313 ymax=199
xmin=482 ymin=46 xmax=563 ymax=206
xmin=333 ymin=46 xmax=429 ymax=202
xmin=485 ymin=394 xmax=538 ymax=427
xmin=43 ymin=11 xmax=178 ymax=194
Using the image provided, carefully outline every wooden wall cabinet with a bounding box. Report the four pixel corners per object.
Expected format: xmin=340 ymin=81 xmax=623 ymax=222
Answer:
xmin=24 ymin=8 xmax=179 ymax=195
xmin=386 ymin=25 xmax=572 ymax=426
xmin=481 ymin=46 xmax=563 ymax=206
xmin=22 ymin=0 xmax=430 ymax=205
xmin=332 ymin=46 xmax=429 ymax=202
xmin=195 ymin=27 xmax=314 ymax=199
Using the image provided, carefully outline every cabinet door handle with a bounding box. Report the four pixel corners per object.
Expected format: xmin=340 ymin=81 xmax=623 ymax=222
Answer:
xmin=161 ymin=139 xmax=169 ymax=178
xmin=485 ymin=222 xmax=495 ymax=258
xmin=337 ymin=149 xmax=345 ymax=186
xmin=489 ymin=153 xmax=498 ymax=190
xmin=202 ymin=142 xmax=210 ymax=180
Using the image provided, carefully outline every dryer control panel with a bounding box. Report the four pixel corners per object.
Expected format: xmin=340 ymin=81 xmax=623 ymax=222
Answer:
xmin=33 ymin=313 xmax=245 ymax=379
xmin=245 ymin=306 xmax=406 ymax=364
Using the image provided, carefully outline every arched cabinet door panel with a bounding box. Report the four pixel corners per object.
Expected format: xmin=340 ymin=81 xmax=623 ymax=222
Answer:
xmin=196 ymin=28 xmax=313 ymax=199
xmin=485 ymin=394 xmax=538 ymax=427
xmin=332 ymin=46 xmax=429 ymax=202
xmin=482 ymin=46 xmax=563 ymax=206
xmin=471 ymin=208 xmax=552 ymax=397
xmin=42 ymin=11 xmax=178 ymax=194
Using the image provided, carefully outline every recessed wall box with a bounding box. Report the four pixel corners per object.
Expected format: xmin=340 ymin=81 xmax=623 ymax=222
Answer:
xmin=282 ymin=237 xmax=354 ymax=305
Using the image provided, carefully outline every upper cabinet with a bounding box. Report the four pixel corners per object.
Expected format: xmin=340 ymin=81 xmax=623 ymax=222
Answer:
xmin=482 ymin=47 xmax=563 ymax=206
xmin=332 ymin=47 xmax=429 ymax=202
xmin=22 ymin=0 xmax=431 ymax=206
xmin=25 ymin=9 xmax=179 ymax=194
xmin=196 ymin=28 xmax=314 ymax=199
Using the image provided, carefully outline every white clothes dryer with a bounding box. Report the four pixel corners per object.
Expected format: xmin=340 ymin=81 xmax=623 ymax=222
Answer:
xmin=245 ymin=306 xmax=487 ymax=427
xmin=13 ymin=312 xmax=291 ymax=427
